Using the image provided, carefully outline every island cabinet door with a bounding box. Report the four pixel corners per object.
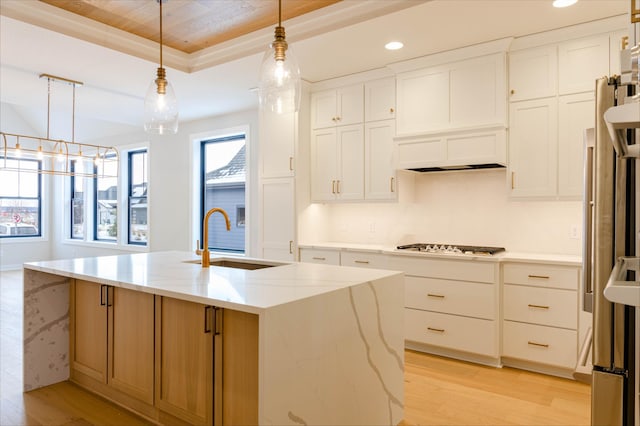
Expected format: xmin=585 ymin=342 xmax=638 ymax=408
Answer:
xmin=155 ymin=296 xmax=214 ymax=426
xmin=107 ymin=287 xmax=154 ymax=405
xmin=70 ymin=280 xmax=107 ymax=383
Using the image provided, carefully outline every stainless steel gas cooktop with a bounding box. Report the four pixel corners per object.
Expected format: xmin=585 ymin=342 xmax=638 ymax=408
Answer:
xmin=396 ymin=243 xmax=505 ymax=256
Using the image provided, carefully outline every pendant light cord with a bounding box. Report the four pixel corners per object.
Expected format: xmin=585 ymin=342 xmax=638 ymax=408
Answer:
xmin=159 ymin=0 xmax=163 ymax=68
xmin=46 ymin=77 xmax=51 ymax=139
xmin=278 ymin=0 xmax=282 ymax=27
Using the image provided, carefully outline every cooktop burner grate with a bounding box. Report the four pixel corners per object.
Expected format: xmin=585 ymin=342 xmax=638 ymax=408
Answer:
xmin=396 ymin=243 xmax=505 ymax=255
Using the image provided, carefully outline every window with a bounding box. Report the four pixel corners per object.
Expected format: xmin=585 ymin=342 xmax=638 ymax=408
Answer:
xmin=128 ymin=150 xmax=148 ymax=245
xmin=70 ymin=160 xmax=86 ymax=239
xmin=94 ymin=154 xmax=118 ymax=241
xmin=201 ymin=134 xmax=246 ymax=253
xmin=0 ymin=157 xmax=42 ymax=238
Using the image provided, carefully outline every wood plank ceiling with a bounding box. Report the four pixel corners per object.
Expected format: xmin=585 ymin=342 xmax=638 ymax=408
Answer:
xmin=39 ymin=0 xmax=341 ymax=54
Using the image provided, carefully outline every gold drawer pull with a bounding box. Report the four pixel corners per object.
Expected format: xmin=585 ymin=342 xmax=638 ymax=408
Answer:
xmin=528 ymin=274 xmax=550 ymax=279
xmin=427 ymin=327 xmax=445 ymax=333
xmin=427 ymin=293 xmax=445 ymax=299
xmin=528 ymin=341 xmax=549 ymax=348
xmin=354 ymin=260 xmax=370 ymax=264
xmin=312 ymin=257 xmax=326 ymax=261
xmin=527 ymin=304 xmax=550 ymax=310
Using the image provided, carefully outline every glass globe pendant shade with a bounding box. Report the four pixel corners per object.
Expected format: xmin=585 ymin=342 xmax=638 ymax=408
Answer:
xmin=144 ymin=68 xmax=178 ymax=135
xmin=258 ymin=30 xmax=301 ymax=115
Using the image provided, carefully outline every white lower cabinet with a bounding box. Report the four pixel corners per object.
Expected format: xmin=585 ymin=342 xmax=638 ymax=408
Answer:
xmin=405 ymin=309 xmax=497 ymax=357
xmin=340 ymin=250 xmax=389 ymax=269
xmin=390 ymin=255 xmax=500 ymax=360
xmin=298 ymin=248 xmax=340 ymax=265
xmin=501 ymin=262 xmax=580 ymax=371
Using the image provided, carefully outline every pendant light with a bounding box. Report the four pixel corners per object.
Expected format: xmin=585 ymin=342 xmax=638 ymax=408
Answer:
xmin=258 ymin=0 xmax=301 ymax=114
xmin=144 ymin=0 xmax=178 ymax=135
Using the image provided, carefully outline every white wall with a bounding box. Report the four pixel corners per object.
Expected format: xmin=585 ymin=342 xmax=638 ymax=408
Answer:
xmin=0 ymin=103 xmax=53 ymax=270
xmin=49 ymin=108 xmax=260 ymax=260
xmin=299 ymin=169 xmax=583 ymax=256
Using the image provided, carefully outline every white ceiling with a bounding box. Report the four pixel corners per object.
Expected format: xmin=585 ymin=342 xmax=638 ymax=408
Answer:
xmin=0 ymin=0 xmax=630 ymax=142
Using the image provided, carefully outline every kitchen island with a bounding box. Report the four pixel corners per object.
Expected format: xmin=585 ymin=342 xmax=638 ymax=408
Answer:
xmin=23 ymin=251 xmax=404 ymax=425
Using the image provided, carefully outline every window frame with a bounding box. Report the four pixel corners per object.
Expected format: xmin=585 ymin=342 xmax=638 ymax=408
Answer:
xmin=93 ymin=153 xmax=118 ymax=243
xmin=0 ymin=156 xmax=43 ymax=239
xmin=69 ymin=159 xmax=87 ymax=240
xmin=199 ymin=133 xmax=247 ymax=254
xmin=127 ymin=149 xmax=148 ymax=246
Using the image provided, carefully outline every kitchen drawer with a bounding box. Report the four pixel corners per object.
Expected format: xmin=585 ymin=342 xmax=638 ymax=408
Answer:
xmin=405 ymin=308 xmax=497 ymax=357
xmin=405 ymin=276 xmax=495 ymax=320
xmin=388 ymin=256 xmax=496 ymax=284
xmin=503 ymin=263 xmax=578 ymax=290
xmin=503 ymin=284 xmax=577 ymax=329
xmin=299 ymin=248 xmax=340 ymax=265
xmin=340 ymin=251 xmax=389 ymax=269
xmin=502 ymin=321 xmax=577 ymax=368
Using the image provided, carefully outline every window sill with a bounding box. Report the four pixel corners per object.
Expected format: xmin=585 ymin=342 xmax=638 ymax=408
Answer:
xmin=63 ymin=239 xmax=149 ymax=253
xmin=0 ymin=236 xmax=49 ymax=244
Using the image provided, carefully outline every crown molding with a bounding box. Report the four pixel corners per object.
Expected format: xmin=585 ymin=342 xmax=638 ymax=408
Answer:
xmin=1 ymin=0 xmax=427 ymax=73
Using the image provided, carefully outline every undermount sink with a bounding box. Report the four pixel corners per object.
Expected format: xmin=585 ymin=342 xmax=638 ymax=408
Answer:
xmin=184 ymin=258 xmax=283 ymax=270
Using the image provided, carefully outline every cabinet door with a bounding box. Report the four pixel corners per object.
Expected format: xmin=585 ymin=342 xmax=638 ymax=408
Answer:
xmin=609 ymin=30 xmax=628 ymax=76
xmin=509 ymin=45 xmax=558 ymax=101
xmin=365 ymin=120 xmax=397 ymax=200
xmin=311 ymin=90 xmax=338 ymax=129
xmin=311 ymin=128 xmax=338 ymax=201
xmin=261 ymin=177 xmax=295 ymax=261
xmin=365 ymin=78 xmax=395 ymax=122
xmin=336 ymin=84 xmax=364 ymax=126
xmin=450 ymin=54 xmax=505 ymax=127
xmin=558 ymin=34 xmax=609 ymax=95
xmin=108 ymin=287 xmax=154 ymax=404
xmin=509 ymin=98 xmax=558 ymax=197
xmin=337 ymin=124 xmax=364 ymax=200
xmin=558 ymin=92 xmax=595 ymax=198
xmin=156 ymin=297 xmax=213 ymax=426
xmin=70 ymin=280 xmax=107 ymax=383
xmin=396 ymin=67 xmax=449 ymax=135
xmin=260 ymin=109 xmax=295 ymax=178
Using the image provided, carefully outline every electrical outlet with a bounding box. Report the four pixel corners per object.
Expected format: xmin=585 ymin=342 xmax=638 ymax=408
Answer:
xmin=570 ymin=224 xmax=580 ymax=239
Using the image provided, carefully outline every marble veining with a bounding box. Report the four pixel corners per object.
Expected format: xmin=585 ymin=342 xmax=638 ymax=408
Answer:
xmin=23 ymin=269 xmax=70 ymax=391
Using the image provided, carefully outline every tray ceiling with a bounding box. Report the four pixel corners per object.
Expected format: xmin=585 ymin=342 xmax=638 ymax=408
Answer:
xmin=39 ymin=0 xmax=341 ymax=54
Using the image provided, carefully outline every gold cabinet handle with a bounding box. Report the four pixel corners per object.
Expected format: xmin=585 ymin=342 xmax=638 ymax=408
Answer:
xmin=427 ymin=293 xmax=445 ymax=299
xmin=427 ymin=327 xmax=445 ymax=333
xmin=289 ymin=156 xmax=294 ymax=171
xmin=332 ymin=180 xmax=336 ymax=194
xmin=528 ymin=275 xmax=550 ymax=279
xmin=312 ymin=256 xmax=326 ymax=261
xmin=336 ymin=116 xmax=341 ymax=121
xmin=289 ymin=240 xmax=293 ymax=254
xmin=390 ymin=177 xmax=395 ymax=193
xmin=621 ymin=35 xmax=629 ymax=50
xmin=390 ymin=107 xmax=395 ymax=114
xmin=511 ymin=171 xmax=515 ymax=189
xmin=527 ymin=304 xmax=550 ymax=309
xmin=332 ymin=117 xmax=337 ymax=122
xmin=528 ymin=341 xmax=549 ymax=348
xmin=510 ymin=89 xmax=515 ymax=95
xmin=354 ymin=260 xmax=370 ymax=264
xmin=336 ymin=180 xmax=341 ymax=194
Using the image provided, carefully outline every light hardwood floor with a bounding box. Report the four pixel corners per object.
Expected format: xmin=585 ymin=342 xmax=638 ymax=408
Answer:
xmin=1 ymin=269 xmax=591 ymax=425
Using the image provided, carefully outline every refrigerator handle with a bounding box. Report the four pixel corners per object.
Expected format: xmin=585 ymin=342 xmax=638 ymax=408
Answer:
xmin=583 ymin=129 xmax=595 ymax=313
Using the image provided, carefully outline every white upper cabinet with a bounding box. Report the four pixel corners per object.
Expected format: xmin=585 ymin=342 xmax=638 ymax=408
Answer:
xmin=365 ymin=78 xmax=396 ymax=122
xmin=311 ymin=84 xmax=364 ymax=129
xmin=310 ymin=124 xmax=364 ymax=202
xmin=396 ymin=53 xmax=506 ymax=136
xmin=557 ymin=92 xmax=595 ymax=198
xmin=365 ymin=120 xmax=396 ymax=201
xmin=509 ymin=45 xmax=558 ymax=102
xmin=260 ymin=110 xmax=295 ymax=178
xmin=558 ymin=34 xmax=609 ymax=95
xmin=508 ymin=98 xmax=558 ymax=198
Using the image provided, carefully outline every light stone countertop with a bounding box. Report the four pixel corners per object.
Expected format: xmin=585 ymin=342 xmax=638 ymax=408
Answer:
xmin=299 ymin=242 xmax=582 ymax=266
xmin=23 ymin=250 xmax=403 ymax=315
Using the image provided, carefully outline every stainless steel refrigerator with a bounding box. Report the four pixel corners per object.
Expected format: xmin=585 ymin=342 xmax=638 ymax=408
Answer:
xmin=585 ymin=76 xmax=639 ymax=425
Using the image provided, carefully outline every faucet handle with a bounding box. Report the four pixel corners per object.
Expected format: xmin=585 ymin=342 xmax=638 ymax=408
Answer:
xmin=195 ymin=239 xmax=203 ymax=255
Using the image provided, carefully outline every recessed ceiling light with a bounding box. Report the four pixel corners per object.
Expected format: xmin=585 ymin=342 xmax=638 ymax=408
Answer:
xmin=385 ymin=41 xmax=404 ymax=51
xmin=552 ymin=0 xmax=578 ymax=7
